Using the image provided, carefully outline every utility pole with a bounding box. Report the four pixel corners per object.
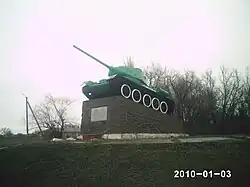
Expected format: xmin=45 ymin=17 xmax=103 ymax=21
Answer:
xmin=22 ymin=93 xmax=43 ymax=138
xmin=25 ymin=96 xmax=29 ymax=138
xmin=27 ymin=101 xmax=43 ymax=135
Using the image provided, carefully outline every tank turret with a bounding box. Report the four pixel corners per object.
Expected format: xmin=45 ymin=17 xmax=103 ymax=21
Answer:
xmin=73 ymin=45 xmax=147 ymax=85
xmin=73 ymin=45 xmax=175 ymax=115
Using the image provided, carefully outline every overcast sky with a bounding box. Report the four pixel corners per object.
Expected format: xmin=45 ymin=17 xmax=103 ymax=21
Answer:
xmin=0 ymin=0 xmax=249 ymax=133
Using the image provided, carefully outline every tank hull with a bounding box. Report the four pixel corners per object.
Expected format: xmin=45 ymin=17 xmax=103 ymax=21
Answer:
xmin=82 ymin=75 xmax=175 ymax=115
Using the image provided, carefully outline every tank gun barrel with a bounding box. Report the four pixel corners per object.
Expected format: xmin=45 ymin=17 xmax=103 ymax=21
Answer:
xmin=73 ymin=45 xmax=110 ymax=69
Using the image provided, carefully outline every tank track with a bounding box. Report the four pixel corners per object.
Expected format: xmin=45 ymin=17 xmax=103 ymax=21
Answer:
xmin=82 ymin=75 xmax=175 ymax=115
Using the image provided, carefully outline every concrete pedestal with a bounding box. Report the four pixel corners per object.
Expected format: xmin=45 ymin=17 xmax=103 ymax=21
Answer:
xmin=81 ymin=96 xmax=184 ymax=135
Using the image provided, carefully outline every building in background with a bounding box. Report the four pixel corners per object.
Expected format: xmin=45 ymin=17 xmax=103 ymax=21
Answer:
xmin=64 ymin=125 xmax=81 ymax=138
xmin=33 ymin=122 xmax=81 ymax=138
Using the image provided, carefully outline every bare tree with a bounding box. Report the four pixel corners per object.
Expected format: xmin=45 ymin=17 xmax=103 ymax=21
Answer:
xmin=218 ymin=66 xmax=244 ymax=121
xmin=144 ymin=63 xmax=201 ymax=122
xmin=167 ymin=70 xmax=201 ymax=121
xmin=238 ymin=66 xmax=250 ymax=117
xmin=124 ymin=56 xmax=135 ymax=68
xmin=144 ymin=62 xmax=168 ymax=88
xmin=0 ymin=127 xmax=13 ymax=136
xmin=32 ymin=94 xmax=74 ymax=137
xmin=200 ymin=70 xmax=219 ymax=113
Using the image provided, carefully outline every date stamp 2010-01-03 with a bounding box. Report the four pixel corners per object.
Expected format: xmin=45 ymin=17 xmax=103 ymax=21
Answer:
xmin=173 ymin=169 xmax=232 ymax=179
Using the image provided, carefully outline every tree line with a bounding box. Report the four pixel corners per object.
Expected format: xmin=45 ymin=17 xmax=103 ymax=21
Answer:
xmin=141 ymin=62 xmax=250 ymax=135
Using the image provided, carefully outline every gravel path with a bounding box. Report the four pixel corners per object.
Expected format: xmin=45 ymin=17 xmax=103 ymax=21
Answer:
xmin=179 ymin=137 xmax=235 ymax=143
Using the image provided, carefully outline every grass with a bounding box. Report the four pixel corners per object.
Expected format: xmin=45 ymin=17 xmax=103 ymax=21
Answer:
xmin=0 ymin=140 xmax=249 ymax=187
xmin=0 ymin=136 xmax=48 ymax=146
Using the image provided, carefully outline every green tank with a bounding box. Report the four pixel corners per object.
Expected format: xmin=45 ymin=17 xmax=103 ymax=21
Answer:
xmin=73 ymin=45 xmax=175 ymax=115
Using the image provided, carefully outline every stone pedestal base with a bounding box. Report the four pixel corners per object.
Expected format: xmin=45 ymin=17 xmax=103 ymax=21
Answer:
xmin=81 ymin=96 xmax=184 ymax=135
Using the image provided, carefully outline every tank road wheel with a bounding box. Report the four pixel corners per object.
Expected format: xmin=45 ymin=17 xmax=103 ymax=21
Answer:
xmin=121 ymin=84 xmax=131 ymax=99
xmin=152 ymin=97 xmax=160 ymax=111
xmin=131 ymin=89 xmax=142 ymax=103
xmin=160 ymin=101 xmax=168 ymax=114
xmin=142 ymin=94 xmax=152 ymax=107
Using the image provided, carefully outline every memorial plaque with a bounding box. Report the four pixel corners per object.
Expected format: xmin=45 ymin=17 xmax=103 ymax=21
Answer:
xmin=91 ymin=106 xmax=108 ymax=122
